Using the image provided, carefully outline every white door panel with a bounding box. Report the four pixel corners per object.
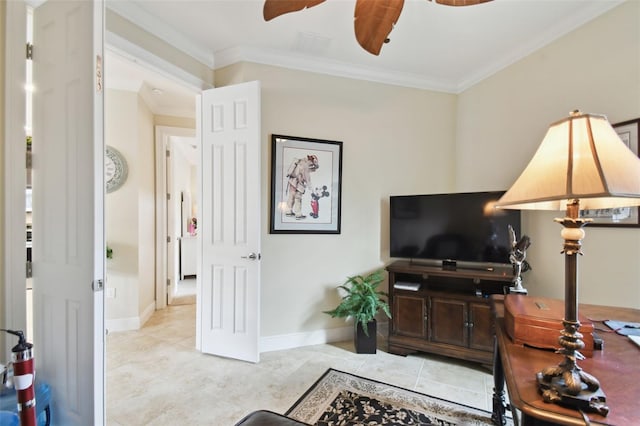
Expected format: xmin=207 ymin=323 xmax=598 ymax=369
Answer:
xmin=32 ymin=0 xmax=104 ymax=424
xmin=200 ymin=82 xmax=261 ymax=363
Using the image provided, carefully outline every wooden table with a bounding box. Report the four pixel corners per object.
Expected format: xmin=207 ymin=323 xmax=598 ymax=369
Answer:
xmin=491 ymin=295 xmax=640 ymax=426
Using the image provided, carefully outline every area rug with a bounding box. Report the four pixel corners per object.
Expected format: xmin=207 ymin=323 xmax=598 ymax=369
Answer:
xmin=285 ymin=368 xmax=504 ymax=425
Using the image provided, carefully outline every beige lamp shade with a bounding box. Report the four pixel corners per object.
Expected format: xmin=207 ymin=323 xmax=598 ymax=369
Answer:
xmin=496 ymin=111 xmax=640 ymax=211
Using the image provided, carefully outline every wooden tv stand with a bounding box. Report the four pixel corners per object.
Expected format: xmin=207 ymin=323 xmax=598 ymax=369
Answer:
xmin=386 ymin=260 xmax=514 ymax=365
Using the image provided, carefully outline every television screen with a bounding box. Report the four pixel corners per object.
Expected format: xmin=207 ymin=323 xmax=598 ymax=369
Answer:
xmin=390 ymin=191 xmax=520 ymax=267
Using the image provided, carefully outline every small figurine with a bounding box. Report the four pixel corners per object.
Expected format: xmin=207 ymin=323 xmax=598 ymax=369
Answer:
xmin=309 ymin=185 xmax=330 ymax=219
xmin=188 ymin=217 xmax=197 ymax=236
xmin=509 ymin=224 xmax=531 ymax=294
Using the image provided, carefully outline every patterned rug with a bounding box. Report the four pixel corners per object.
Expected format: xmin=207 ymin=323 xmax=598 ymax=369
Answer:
xmin=285 ymin=368 xmax=504 ymax=425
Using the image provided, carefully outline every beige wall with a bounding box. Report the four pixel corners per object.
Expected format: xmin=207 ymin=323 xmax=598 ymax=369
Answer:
xmin=213 ymin=1 xmax=640 ymax=341
xmin=2 ymin=0 xmax=638 ymax=348
xmin=105 ymin=89 xmax=156 ymax=325
xmin=105 ymin=90 xmax=140 ymax=321
xmin=216 ymin=63 xmax=458 ymax=336
xmin=137 ymin=96 xmax=156 ymax=313
xmin=456 ymin=1 xmax=640 ymax=307
xmin=0 ymin=0 xmax=6 ymax=353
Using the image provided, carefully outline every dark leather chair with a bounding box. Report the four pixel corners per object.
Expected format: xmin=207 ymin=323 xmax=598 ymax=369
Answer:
xmin=234 ymin=410 xmax=309 ymax=426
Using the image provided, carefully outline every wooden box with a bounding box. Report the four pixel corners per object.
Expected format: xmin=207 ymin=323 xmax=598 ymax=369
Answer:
xmin=504 ymin=294 xmax=594 ymax=357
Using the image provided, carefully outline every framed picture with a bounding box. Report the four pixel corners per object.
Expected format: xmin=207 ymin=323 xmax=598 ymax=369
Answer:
xmin=270 ymin=134 xmax=343 ymax=234
xmin=580 ymin=118 xmax=640 ymax=228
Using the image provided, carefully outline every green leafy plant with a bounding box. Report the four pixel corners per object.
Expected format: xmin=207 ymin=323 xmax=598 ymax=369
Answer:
xmin=324 ymin=269 xmax=391 ymax=336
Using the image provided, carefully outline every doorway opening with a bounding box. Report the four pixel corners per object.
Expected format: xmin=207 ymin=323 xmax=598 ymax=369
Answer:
xmin=104 ymin=49 xmax=199 ymax=331
xmin=156 ymin=127 xmax=198 ymax=307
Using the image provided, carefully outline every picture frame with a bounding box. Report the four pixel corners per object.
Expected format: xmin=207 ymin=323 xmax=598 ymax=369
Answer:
xmin=270 ymin=134 xmax=343 ymax=234
xmin=580 ymin=118 xmax=640 ymax=228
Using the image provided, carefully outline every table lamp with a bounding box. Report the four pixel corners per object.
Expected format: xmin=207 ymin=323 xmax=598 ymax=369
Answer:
xmin=496 ymin=110 xmax=640 ymax=415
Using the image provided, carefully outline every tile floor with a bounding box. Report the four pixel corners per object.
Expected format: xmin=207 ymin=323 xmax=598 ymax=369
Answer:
xmin=106 ymin=303 xmax=499 ymax=425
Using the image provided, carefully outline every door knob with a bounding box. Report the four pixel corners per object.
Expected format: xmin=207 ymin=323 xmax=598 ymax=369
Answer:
xmin=241 ymin=252 xmax=260 ymax=260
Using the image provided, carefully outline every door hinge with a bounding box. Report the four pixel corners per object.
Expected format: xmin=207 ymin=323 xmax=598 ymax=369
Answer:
xmin=26 ymin=43 xmax=33 ymax=60
xmin=167 ymin=193 xmax=170 ymax=201
xmin=166 ymin=149 xmax=170 ymax=157
xmin=167 ymin=236 xmax=171 ymax=243
xmin=26 ymin=261 xmax=32 ymax=278
xmin=92 ymin=279 xmax=104 ymax=292
xmin=167 ymin=278 xmax=170 ymax=287
xmin=96 ymin=55 xmax=103 ymax=93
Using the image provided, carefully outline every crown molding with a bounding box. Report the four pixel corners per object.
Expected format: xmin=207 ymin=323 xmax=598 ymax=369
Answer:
xmin=456 ymin=0 xmax=624 ymax=92
xmin=106 ymin=1 xmax=459 ymax=92
xmin=107 ymin=0 xmax=624 ymax=94
xmin=106 ymin=32 xmax=211 ymax=93
xmin=215 ymin=46 xmax=459 ymax=93
xmin=106 ymin=1 xmax=214 ymax=69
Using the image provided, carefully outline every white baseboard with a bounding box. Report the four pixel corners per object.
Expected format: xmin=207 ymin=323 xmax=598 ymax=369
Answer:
xmin=106 ymin=301 xmax=156 ymax=333
xmin=260 ymin=320 xmax=390 ymax=353
xmin=105 ymin=316 xmax=139 ymax=333
xmin=139 ymin=301 xmax=156 ymax=326
xmin=260 ymin=325 xmax=353 ymax=353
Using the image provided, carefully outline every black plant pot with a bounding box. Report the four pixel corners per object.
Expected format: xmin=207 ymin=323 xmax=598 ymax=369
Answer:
xmin=355 ymin=319 xmax=377 ymax=354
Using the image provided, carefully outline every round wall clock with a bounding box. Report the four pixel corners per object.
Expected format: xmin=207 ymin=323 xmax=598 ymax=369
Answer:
xmin=105 ymin=145 xmax=128 ymax=193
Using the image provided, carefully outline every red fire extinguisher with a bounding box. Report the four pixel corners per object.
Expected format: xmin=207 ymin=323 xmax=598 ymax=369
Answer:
xmin=2 ymin=329 xmax=36 ymax=426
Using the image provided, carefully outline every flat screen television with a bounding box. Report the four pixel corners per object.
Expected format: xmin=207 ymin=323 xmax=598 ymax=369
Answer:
xmin=390 ymin=191 xmax=521 ymax=270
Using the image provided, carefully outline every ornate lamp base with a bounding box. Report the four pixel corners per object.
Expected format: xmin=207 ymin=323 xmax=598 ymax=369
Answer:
xmin=533 ymin=204 xmax=609 ymax=417
xmin=536 ymin=317 xmax=608 ymax=416
xmin=537 ymin=372 xmax=608 ymax=416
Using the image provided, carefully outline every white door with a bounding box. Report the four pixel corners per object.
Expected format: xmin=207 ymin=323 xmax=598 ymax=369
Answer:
xmin=166 ymin=146 xmax=175 ymax=305
xmin=32 ymin=1 xmax=105 ymax=424
xmin=199 ymin=81 xmax=261 ymax=363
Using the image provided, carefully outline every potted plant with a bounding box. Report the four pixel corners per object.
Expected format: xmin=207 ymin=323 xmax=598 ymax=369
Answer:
xmin=324 ymin=269 xmax=391 ymax=354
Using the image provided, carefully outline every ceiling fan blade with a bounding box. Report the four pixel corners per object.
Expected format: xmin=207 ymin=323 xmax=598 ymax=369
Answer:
xmin=354 ymin=0 xmax=404 ymax=55
xmin=263 ymin=0 xmax=326 ymax=21
xmin=431 ymin=0 xmax=493 ymax=6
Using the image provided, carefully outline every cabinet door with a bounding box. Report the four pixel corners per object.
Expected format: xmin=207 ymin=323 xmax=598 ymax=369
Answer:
xmin=468 ymin=302 xmax=493 ymax=351
xmin=430 ymin=297 xmax=468 ymax=347
xmin=393 ymin=294 xmax=427 ymax=338
xmin=180 ymin=237 xmax=197 ymax=278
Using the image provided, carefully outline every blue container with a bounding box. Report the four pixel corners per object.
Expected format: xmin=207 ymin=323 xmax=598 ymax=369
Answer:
xmin=0 ymin=411 xmax=19 ymax=426
xmin=0 ymin=382 xmax=51 ymax=425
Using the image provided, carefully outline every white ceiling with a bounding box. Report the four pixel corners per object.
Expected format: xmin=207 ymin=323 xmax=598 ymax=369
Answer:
xmin=106 ymin=51 xmax=198 ymax=118
xmin=105 ymin=0 xmax=624 ymax=116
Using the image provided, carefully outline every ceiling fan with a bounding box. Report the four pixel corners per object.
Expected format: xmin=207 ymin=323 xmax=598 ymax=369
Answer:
xmin=263 ymin=0 xmax=493 ymax=56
